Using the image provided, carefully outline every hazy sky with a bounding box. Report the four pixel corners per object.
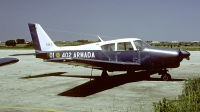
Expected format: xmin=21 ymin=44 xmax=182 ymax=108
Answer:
xmin=0 ymin=0 xmax=200 ymax=42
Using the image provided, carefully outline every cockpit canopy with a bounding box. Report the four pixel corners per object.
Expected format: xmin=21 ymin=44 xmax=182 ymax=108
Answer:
xmin=101 ymin=40 xmax=150 ymax=51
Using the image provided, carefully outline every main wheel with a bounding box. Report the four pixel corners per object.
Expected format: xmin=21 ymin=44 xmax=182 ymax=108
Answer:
xmin=161 ymin=73 xmax=171 ymax=81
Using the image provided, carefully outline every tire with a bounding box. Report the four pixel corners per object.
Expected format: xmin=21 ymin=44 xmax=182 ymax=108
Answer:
xmin=161 ymin=73 xmax=171 ymax=81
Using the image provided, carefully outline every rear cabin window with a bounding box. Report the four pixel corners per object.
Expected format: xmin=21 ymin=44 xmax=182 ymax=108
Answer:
xmin=101 ymin=43 xmax=115 ymax=51
xmin=117 ymin=42 xmax=133 ymax=51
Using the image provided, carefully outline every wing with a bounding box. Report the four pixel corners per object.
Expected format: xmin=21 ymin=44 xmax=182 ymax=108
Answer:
xmin=0 ymin=58 xmax=19 ymax=67
xmin=44 ymin=58 xmax=140 ymax=70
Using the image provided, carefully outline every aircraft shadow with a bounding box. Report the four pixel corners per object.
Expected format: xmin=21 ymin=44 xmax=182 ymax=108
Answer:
xmin=58 ymin=71 xmax=185 ymax=97
xmin=19 ymin=71 xmax=184 ymax=97
xmin=20 ymin=72 xmax=67 ymax=79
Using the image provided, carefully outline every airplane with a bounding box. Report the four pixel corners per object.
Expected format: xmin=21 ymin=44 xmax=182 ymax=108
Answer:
xmin=26 ymin=23 xmax=190 ymax=81
xmin=0 ymin=57 xmax=19 ymax=67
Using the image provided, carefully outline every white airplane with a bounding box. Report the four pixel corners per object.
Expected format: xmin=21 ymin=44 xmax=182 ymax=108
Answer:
xmin=24 ymin=23 xmax=190 ymax=81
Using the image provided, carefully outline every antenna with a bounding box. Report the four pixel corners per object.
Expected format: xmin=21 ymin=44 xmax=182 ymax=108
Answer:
xmin=97 ymin=35 xmax=104 ymax=42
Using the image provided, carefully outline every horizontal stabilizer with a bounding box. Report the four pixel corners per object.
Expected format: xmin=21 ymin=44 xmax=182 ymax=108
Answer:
xmin=0 ymin=58 xmax=19 ymax=66
xmin=9 ymin=53 xmax=35 ymax=56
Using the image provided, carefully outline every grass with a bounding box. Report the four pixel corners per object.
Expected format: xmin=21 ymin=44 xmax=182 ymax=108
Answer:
xmin=153 ymin=77 xmax=200 ymax=112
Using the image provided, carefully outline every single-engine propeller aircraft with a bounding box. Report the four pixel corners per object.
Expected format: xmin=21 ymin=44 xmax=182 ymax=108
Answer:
xmin=0 ymin=57 xmax=19 ymax=67
xmin=27 ymin=23 xmax=190 ymax=81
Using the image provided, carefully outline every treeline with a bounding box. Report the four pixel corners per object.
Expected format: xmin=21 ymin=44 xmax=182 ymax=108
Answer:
xmin=5 ymin=39 xmax=26 ymax=46
xmin=149 ymin=42 xmax=200 ymax=48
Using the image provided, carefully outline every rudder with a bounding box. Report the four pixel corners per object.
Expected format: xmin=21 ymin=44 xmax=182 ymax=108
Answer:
xmin=28 ymin=23 xmax=58 ymax=51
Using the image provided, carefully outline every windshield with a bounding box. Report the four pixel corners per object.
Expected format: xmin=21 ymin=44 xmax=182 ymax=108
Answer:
xmin=133 ymin=40 xmax=150 ymax=50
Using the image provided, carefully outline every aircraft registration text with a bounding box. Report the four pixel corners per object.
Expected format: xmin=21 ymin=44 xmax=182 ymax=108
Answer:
xmin=49 ymin=52 xmax=95 ymax=59
xmin=46 ymin=43 xmax=52 ymax=46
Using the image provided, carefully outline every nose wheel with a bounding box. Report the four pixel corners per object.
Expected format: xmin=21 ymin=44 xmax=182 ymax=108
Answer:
xmin=158 ymin=69 xmax=172 ymax=81
xmin=161 ymin=73 xmax=171 ymax=81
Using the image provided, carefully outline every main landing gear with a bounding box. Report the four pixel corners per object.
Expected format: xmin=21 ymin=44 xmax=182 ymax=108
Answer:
xmin=101 ymin=70 xmax=109 ymax=77
xmin=159 ymin=69 xmax=171 ymax=81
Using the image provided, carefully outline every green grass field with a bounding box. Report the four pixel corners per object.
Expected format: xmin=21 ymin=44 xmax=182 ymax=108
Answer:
xmin=153 ymin=77 xmax=200 ymax=112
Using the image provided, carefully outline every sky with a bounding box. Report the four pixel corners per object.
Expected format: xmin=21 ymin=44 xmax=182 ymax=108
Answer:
xmin=0 ymin=0 xmax=200 ymax=42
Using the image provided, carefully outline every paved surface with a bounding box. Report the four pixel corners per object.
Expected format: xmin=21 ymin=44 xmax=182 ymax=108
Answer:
xmin=0 ymin=50 xmax=199 ymax=112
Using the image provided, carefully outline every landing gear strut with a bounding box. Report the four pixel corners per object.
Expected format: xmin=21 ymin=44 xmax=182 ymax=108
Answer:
xmin=101 ymin=70 xmax=109 ymax=77
xmin=159 ymin=69 xmax=171 ymax=81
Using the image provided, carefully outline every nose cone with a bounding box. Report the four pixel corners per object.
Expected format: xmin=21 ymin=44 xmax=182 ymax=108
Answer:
xmin=179 ymin=50 xmax=190 ymax=61
xmin=181 ymin=50 xmax=190 ymax=58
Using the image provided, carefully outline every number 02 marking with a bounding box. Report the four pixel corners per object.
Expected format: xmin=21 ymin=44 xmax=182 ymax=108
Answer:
xmin=62 ymin=52 xmax=72 ymax=58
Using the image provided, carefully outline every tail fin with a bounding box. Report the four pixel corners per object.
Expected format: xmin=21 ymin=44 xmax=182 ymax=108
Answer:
xmin=28 ymin=23 xmax=58 ymax=51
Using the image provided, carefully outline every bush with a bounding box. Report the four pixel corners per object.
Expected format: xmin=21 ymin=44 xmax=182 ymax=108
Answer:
xmin=153 ymin=77 xmax=200 ymax=112
xmin=16 ymin=39 xmax=25 ymax=44
xmin=24 ymin=42 xmax=34 ymax=48
xmin=5 ymin=40 xmax=16 ymax=46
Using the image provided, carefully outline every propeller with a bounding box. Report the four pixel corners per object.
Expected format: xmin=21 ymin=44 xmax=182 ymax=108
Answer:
xmin=178 ymin=49 xmax=190 ymax=62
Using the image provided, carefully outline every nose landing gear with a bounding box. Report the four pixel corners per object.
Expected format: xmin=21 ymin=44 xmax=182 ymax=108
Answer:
xmin=161 ymin=73 xmax=171 ymax=81
xmin=158 ymin=69 xmax=172 ymax=81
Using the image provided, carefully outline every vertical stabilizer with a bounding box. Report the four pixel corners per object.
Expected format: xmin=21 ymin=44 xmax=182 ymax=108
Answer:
xmin=28 ymin=23 xmax=58 ymax=51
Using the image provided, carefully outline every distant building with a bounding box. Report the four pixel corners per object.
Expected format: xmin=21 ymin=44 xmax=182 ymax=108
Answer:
xmin=152 ymin=41 xmax=160 ymax=44
xmin=171 ymin=41 xmax=179 ymax=43
xmin=25 ymin=41 xmax=29 ymax=44
xmin=191 ymin=41 xmax=199 ymax=43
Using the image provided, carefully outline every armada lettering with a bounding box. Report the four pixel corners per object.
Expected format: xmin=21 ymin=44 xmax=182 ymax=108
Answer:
xmin=84 ymin=52 xmax=87 ymax=58
xmin=73 ymin=52 xmax=95 ymax=58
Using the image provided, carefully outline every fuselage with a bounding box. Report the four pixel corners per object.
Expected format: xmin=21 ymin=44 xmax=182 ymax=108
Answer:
xmin=28 ymin=23 xmax=191 ymax=80
xmin=35 ymin=38 xmax=190 ymax=71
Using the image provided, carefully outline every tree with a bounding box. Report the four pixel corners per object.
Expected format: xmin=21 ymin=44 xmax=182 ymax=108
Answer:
xmin=16 ymin=39 xmax=25 ymax=44
xmin=5 ymin=40 xmax=16 ymax=46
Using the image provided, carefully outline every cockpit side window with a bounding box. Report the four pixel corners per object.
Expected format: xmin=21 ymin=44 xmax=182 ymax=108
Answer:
xmin=117 ymin=42 xmax=133 ymax=51
xmin=101 ymin=43 xmax=115 ymax=51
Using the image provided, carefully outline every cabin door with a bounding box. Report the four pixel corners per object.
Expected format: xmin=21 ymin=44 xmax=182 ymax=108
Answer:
xmin=116 ymin=42 xmax=139 ymax=63
xmin=116 ymin=50 xmax=139 ymax=63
